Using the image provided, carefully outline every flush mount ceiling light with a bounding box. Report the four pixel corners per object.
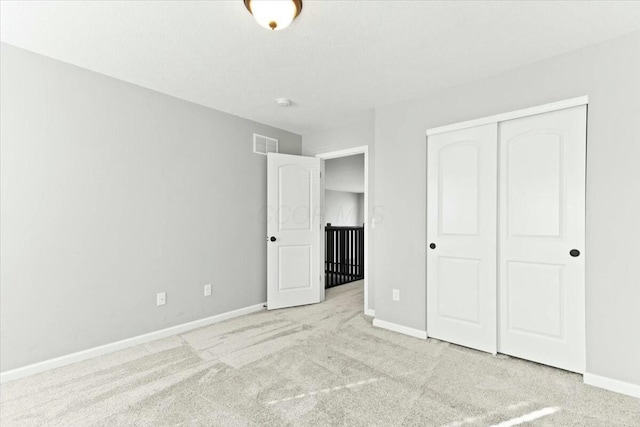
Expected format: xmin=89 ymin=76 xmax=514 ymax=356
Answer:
xmin=244 ymin=0 xmax=303 ymax=31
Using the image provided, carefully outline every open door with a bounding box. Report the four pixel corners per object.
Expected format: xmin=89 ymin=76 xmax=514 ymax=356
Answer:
xmin=267 ymin=153 xmax=324 ymax=309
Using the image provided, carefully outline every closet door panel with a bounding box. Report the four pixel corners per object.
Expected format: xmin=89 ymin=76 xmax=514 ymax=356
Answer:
xmin=427 ymin=123 xmax=497 ymax=353
xmin=498 ymin=105 xmax=586 ymax=373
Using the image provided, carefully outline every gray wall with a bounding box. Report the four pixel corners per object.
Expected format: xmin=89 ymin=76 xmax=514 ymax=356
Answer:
xmin=325 ymin=190 xmax=363 ymax=227
xmin=324 ymin=155 xmax=365 ymax=193
xmin=302 ymin=116 xmax=374 ymax=157
xmin=0 ymin=44 xmax=302 ymax=372
xmin=303 ymin=117 xmax=375 ymax=311
xmin=374 ymin=31 xmax=640 ymax=385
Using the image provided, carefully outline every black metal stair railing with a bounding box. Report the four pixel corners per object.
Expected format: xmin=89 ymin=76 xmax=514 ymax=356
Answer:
xmin=325 ymin=225 xmax=365 ymax=288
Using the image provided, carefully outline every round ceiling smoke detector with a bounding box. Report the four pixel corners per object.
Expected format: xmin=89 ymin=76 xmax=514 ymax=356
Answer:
xmin=276 ymin=98 xmax=292 ymax=107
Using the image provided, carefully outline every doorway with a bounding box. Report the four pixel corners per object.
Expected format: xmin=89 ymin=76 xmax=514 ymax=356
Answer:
xmin=316 ymin=146 xmax=371 ymax=316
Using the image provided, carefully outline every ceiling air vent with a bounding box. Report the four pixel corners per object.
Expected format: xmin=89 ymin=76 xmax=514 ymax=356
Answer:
xmin=253 ymin=133 xmax=278 ymax=155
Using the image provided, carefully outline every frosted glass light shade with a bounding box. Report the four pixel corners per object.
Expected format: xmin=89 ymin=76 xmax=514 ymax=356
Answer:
xmin=244 ymin=0 xmax=303 ymax=31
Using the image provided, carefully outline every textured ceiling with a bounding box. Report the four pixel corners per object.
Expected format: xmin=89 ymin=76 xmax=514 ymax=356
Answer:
xmin=2 ymin=1 xmax=640 ymax=135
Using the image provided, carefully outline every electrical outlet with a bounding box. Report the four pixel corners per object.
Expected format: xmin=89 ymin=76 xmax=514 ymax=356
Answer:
xmin=392 ymin=289 xmax=400 ymax=301
xmin=204 ymin=284 xmax=212 ymax=297
xmin=156 ymin=292 xmax=166 ymax=306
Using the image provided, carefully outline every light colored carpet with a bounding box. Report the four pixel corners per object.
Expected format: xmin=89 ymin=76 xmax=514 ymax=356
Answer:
xmin=1 ymin=281 xmax=638 ymax=426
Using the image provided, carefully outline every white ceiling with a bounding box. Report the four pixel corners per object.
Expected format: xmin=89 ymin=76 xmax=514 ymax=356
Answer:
xmin=2 ymin=1 xmax=640 ymax=135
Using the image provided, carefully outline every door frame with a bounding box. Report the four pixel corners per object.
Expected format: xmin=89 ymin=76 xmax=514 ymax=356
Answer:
xmin=425 ymin=95 xmax=588 ymax=364
xmin=315 ymin=146 xmax=372 ymax=316
xmin=427 ymin=96 xmax=588 ymax=136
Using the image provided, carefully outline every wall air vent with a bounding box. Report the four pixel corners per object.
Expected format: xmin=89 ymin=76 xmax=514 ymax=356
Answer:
xmin=253 ymin=133 xmax=278 ymax=155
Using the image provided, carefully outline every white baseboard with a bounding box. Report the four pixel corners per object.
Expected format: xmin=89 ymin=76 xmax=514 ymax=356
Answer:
xmin=0 ymin=302 xmax=266 ymax=384
xmin=372 ymin=318 xmax=427 ymax=340
xmin=584 ymin=373 xmax=640 ymax=398
xmin=364 ymin=309 xmax=375 ymax=317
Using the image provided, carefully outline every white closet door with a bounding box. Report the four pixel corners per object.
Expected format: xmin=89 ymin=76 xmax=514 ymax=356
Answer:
xmin=498 ymin=106 xmax=586 ymax=373
xmin=427 ymin=124 xmax=498 ymax=353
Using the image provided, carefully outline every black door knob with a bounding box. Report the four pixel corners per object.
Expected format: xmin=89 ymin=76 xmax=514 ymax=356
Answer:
xmin=429 ymin=243 xmax=436 ymax=249
xmin=270 ymin=236 xmax=277 ymax=242
xmin=570 ymin=249 xmax=580 ymax=257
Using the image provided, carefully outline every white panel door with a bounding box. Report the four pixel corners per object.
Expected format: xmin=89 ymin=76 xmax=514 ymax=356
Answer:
xmin=499 ymin=106 xmax=586 ymax=373
xmin=427 ymin=124 xmax=498 ymax=353
xmin=267 ymin=153 xmax=324 ymax=310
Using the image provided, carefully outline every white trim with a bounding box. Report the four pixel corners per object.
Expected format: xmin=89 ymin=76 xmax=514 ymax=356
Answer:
xmin=319 ymin=159 xmax=326 ymax=304
xmin=0 ymin=302 xmax=266 ymax=384
xmin=373 ymin=319 xmax=427 ymax=340
xmin=365 ymin=309 xmax=375 ymax=317
xmin=584 ymin=373 xmax=640 ymax=398
xmin=315 ymin=146 xmax=368 ymax=160
xmin=426 ymin=96 xmax=589 ymax=136
xmin=316 ymin=146 xmax=371 ymax=316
